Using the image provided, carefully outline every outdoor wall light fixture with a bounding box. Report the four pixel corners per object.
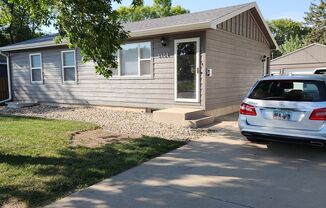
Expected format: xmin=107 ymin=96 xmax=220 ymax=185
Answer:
xmin=261 ymin=55 xmax=267 ymax=62
xmin=160 ymin=37 xmax=167 ymax=46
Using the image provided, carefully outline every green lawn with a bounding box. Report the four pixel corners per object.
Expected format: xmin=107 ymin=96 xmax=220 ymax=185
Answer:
xmin=0 ymin=115 xmax=185 ymax=207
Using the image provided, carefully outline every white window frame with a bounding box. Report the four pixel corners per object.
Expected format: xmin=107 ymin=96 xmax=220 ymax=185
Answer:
xmin=174 ymin=37 xmax=200 ymax=103
xmin=61 ymin=50 xmax=77 ymax=84
xmin=29 ymin=53 xmax=43 ymax=84
xmin=115 ymin=41 xmax=152 ymax=78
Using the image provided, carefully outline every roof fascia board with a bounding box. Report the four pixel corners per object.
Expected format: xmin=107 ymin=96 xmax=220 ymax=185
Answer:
xmin=129 ymin=22 xmax=210 ymax=37
xmin=0 ymin=41 xmax=67 ymax=52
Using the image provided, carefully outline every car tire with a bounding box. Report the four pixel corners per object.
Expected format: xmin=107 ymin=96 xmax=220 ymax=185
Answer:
xmin=246 ymin=137 xmax=261 ymax=143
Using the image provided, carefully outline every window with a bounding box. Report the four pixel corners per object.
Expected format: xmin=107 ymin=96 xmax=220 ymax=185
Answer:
xmin=249 ymin=80 xmax=326 ymax=102
xmin=116 ymin=42 xmax=151 ymax=77
xmin=29 ymin=53 xmax=43 ymax=83
xmin=61 ymin=50 xmax=77 ymax=83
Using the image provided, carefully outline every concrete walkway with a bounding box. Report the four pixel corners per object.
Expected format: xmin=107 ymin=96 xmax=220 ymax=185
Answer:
xmin=46 ymin=126 xmax=326 ymax=208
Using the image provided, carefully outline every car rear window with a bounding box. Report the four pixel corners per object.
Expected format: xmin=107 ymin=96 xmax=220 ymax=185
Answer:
xmin=314 ymin=69 xmax=326 ymax=74
xmin=249 ymin=80 xmax=326 ymax=101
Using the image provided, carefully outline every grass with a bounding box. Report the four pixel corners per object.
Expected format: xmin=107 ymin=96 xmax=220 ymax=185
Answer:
xmin=0 ymin=115 xmax=185 ymax=207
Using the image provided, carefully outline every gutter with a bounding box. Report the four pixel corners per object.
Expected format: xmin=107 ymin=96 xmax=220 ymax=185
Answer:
xmin=0 ymin=51 xmax=12 ymax=104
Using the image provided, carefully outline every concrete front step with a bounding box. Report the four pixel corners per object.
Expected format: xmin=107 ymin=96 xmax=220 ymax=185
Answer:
xmin=186 ymin=116 xmax=215 ymax=128
xmin=153 ymin=108 xmax=215 ymax=128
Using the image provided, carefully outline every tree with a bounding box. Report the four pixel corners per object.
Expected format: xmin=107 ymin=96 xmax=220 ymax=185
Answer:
xmin=117 ymin=0 xmax=189 ymax=22
xmin=267 ymin=18 xmax=310 ymax=58
xmin=4 ymin=0 xmax=145 ymax=78
xmin=0 ymin=0 xmax=47 ymax=46
xmin=304 ymin=0 xmax=326 ymax=44
xmin=279 ymin=35 xmax=305 ymax=55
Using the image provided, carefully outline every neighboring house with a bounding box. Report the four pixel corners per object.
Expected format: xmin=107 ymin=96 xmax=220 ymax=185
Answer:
xmin=0 ymin=2 xmax=277 ymax=118
xmin=271 ymin=43 xmax=326 ymax=75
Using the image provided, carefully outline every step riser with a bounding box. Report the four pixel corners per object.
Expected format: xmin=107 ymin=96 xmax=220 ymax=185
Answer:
xmin=184 ymin=110 xmax=205 ymax=120
xmin=153 ymin=108 xmax=214 ymax=128
xmin=185 ymin=117 xmax=215 ymax=128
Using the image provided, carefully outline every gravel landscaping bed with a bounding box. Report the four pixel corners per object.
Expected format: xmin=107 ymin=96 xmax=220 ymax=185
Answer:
xmin=0 ymin=105 xmax=208 ymax=140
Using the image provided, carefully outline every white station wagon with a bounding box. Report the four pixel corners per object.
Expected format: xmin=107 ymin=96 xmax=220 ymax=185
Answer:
xmin=239 ymin=75 xmax=326 ymax=147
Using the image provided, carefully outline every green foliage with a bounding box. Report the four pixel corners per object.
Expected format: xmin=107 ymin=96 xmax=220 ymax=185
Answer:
xmin=0 ymin=0 xmax=47 ymax=46
xmin=304 ymin=0 xmax=326 ymax=44
xmin=267 ymin=18 xmax=310 ymax=46
xmin=0 ymin=115 xmax=185 ymax=207
xmin=279 ymin=35 xmax=305 ymax=55
xmin=117 ymin=0 xmax=189 ymax=22
xmin=267 ymin=18 xmax=310 ymax=58
xmin=1 ymin=0 xmax=143 ymax=78
xmin=54 ymin=0 xmax=131 ymax=78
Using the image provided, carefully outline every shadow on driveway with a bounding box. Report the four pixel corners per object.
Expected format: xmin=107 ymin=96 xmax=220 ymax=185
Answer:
xmin=46 ymin=124 xmax=326 ymax=208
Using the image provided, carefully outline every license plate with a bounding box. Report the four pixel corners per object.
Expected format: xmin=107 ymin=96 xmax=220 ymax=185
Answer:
xmin=273 ymin=110 xmax=291 ymax=121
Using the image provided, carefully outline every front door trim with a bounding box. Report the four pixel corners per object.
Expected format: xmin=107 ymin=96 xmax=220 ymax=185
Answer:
xmin=174 ymin=37 xmax=200 ymax=103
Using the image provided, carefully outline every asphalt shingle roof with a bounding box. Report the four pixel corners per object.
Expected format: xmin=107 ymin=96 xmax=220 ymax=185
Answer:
xmin=123 ymin=3 xmax=251 ymax=31
xmin=2 ymin=33 xmax=58 ymax=49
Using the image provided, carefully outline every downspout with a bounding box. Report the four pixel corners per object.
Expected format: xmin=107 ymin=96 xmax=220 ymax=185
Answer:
xmin=0 ymin=51 xmax=12 ymax=104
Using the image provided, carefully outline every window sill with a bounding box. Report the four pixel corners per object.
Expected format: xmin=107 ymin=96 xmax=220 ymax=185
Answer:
xmin=110 ymin=75 xmax=154 ymax=80
xmin=62 ymin=81 xmax=78 ymax=85
xmin=31 ymin=81 xmax=43 ymax=85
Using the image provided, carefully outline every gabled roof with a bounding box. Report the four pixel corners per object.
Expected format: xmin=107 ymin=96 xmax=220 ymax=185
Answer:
xmin=271 ymin=43 xmax=326 ymax=65
xmin=0 ymin=2 xmax=277 ymax=52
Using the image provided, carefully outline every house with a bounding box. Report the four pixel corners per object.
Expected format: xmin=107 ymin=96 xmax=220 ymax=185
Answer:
xmin=271 ymin=43 xmax=326 ymax=75
xmin=0 ymin=2 xmax=277 ymax=126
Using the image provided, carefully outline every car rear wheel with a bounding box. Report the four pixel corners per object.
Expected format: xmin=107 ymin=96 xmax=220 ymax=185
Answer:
xmin=246 ymin=137 xmax=262 ymax=143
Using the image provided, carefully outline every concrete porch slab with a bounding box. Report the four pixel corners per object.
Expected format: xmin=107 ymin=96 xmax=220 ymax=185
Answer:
xmin=153 ymin=108 xmax=214 ymax=128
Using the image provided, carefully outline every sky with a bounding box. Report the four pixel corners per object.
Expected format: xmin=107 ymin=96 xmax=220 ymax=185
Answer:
xmin=115 ymin=0 xmax=313 ymax=21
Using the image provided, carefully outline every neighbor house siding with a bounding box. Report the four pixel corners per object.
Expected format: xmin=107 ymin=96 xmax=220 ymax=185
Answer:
xmin=205 ymin=11 xmax=270 ymax=113
xmin=10 ymin=31 xmax=206 ymax=109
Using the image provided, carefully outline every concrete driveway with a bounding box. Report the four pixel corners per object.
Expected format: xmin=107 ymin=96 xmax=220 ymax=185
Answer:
xmin=46 ymin=114 xmax=326 ymax=208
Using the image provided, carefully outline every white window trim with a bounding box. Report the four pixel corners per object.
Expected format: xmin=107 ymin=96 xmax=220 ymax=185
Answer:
xmin=29 ymin=53 xmax=43 ymax=84
xmin=174 ymin=37 xmax=200 ymax=103
xmin=61 ymin=50 xmax=77 ymax=84
xmin=114 ymin=41 xmax=152 ymax=78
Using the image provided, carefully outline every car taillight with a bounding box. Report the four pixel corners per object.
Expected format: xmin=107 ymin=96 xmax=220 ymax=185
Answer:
xmin=309 ymin=108 xmax=326 ymax=121
xmin=240 ymin=102 xmax=257 ymax=116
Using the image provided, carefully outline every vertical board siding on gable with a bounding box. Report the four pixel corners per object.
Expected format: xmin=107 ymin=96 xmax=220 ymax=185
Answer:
xmin=218 ymin=10 xmax=270 ymax=47
xmin=206 ymin=10 xmax=270 ymax=111
xmin=10 ymin=32 xmax=206 ymax=109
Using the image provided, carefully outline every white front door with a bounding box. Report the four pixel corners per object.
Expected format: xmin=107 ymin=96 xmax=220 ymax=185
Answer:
xmin=174 ymin=38 xmax=200 ymax=102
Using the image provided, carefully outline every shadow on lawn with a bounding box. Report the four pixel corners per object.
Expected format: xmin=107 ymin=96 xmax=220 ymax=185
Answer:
xmin=34 ymin=129 xmax=326 ymax=208
xmin=0 ymin=136 xmax=185 ymax=208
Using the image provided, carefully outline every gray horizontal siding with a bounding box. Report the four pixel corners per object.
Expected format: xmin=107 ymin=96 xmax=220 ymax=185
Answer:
xmin=10 ymin=32 xmax=206 ymax=109
xmin=206 ymin=19 xmax=270 ymax=110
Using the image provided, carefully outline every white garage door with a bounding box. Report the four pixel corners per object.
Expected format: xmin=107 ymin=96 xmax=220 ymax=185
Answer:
xmin=283 ymin=68 xmax=315 ymax=75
